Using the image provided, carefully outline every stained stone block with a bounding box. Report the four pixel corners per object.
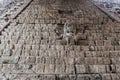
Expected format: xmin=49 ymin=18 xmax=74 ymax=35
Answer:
xmin=41 ymin=40 xmax=48 ymax=44
xmin=18 ymin=57 xmax=26 ymax=64
xmin=35 ymin=39 xmax=40 ymax=44
xmin=1 ymin=40 xmax=8 ymax=44
xmin=0 ymin=73 xmax=19 ymax=80
xmin=2 ymin=32 xmax=8 ymax=37
xmin=55 ymin=75 xmax=69 ymax=80
xmin=35 ymin=19 xmax=39 ymax=23
xmin=61 ymin=39 xmax=67 ymax=45
xmin=89 ymin=65 xmax=106 ymax=73
xmin=1 ymin=56 xmax=19 ymax=64
xmin=36 ymin=64 xmax=45 ymax=73
xmin=13 ymin=48 xmax=22 ymax=56
xmin=76 ymin=40 xmax=88 ymax=45
xmin=55 ymin=64 xmax=66 ymax=74
xmin=12 ymin=64 xmax=35 ymax=74
xmin=67 ymin=51 xmax=75 ymax=58
xmin=6 ymin=44 xmax=14 ymax=49
xmin=102 ymin=74 xmax=112 ymax=80
xmin=18 ymin=40 xmax=25 ymax=44
xmin=70 ymin=39 xmax=76 ymax=45
xmin=69 ymin=75 xmax=77 ymax=80
xmin=74 ymin=46 xmax=81 ymax=52
xmin=94 ymin=52 xmax=102 ymax=57
xmin=0 ymin=35 xmax=5 ymax=39
xmin=85 ymin=57 xmax=97 ymax=65
xmin=102 ymin=51 xmax=110 ymax=57
xmin=104 ymin=40 xmax=112 ymax=46
xmin=105 ymin=46 xmax=114 ymax=51
xmin=39 ymin=20 xmax=45 ymax=24
xmin=111 ymin=58 xmax=120 ymax=64
xmin=92 ymin=74 xmax=102 ymax=80
xmin=25 ymin=57 xmax=36 ymax=64
xmin=77 ymin=74 xmax=101 ymax=80
xmin=52 ymin=20 xmax=56 ymax=24
xmin=25 ymin=49 xmax=32 ymax=56
xmin=57 ymin=51 xmax=64 ymax=58
xmin=2 ymin=49 xmax=12 ymax=56
xmin=106 ymin=65 xmax=116 ymax=73
xmin=75 ymin=33 xmax=87 ymax=40
xmin=85 ymin=51 xmax=95 ymax=57
xmin=76 ymin=65 xmax=86 ymax=73
xmin=75 ymin=51 xmax=84 ymax=58
xmin=43 ymin=75 xmax=56 ymax=80
xmin=97 ymin=58 xmax=104 ymax=64
xmin=38 ymin=50 xmax=46 ymax=57
xmin=116 ymin=65 xmax=120 ymax=73
xmin=37 ymin=57 xmax=46 ymax=64
xmin=103 ymin=58 xmax=110 ymax=65
xmin=32 ymin=45 xmax=40 ymax=50
xmin=75 ymin=57 xmax=85 ymax=64
xmin=96 ymin=46 xmax=105 ymax=51
xmin=12 ymin=64 xmax=25 ymax=73
xmin=111 ymin=74 xmax=120 ymax=80
xmin=30 ymin=50 xmax=39 ymax=56
xmin=110 ymin=51 xmax=120 ymax=57
xmin=77 ymin=75 xmax=86 ymax=80
xmin=56 ymin=40 xmax=62 ymax=45
xmin=44 ymin=64 xmax=55 ymax=73
xmin=64 ymin=58 xmax=74 ymax=65
xmin=2 ymin=64 xmax=13 ymax=73
xmin=56 ymin=45 xmax=64 ymax=51
xmin=65 ymin=45 xmax=74 ymax=51
xmin=46 ymin=57 xmax=55 ymax=64
xmin=80 ymin=46 xmax=89 ymax=51
xmin=115 ymin=46 xmax=120 ymax=50
xmin=55 ymin=58 xmax=65 ymax=65
xmin=32 ymin=40 xmax=37 ymax=45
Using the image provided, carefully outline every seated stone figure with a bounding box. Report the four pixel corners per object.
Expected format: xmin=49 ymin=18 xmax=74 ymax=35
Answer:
xmin=63 ymin=20 xmax=76 ymax=45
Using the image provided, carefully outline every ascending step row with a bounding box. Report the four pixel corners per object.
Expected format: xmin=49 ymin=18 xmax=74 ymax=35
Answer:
xmin=0 ymin=73 xmax=119 ymax=80
xmin=0 ymin=63 xmax=120 ymax=74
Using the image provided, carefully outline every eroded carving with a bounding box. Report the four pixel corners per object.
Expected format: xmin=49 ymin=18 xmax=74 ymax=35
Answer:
xmin=63 ymin=20 xmax=76 ymax=45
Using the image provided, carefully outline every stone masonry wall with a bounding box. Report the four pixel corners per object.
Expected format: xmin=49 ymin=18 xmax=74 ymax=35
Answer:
xmin=0 ymin=0 xmax=120 ymax=80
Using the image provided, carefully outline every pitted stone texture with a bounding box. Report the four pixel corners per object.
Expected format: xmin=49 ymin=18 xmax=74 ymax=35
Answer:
xmin=0 ymin=0 xmax=120 ymax=79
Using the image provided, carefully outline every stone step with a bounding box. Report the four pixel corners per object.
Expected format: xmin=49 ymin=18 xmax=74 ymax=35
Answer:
xmin=0 ymin=55 xmax=120 ymax=65
xmin=0 ymin=73 xmax=120 ymax=80
xmin=0 ymin=73 xmax=104 ymax=80
xmin=0 ymin=44 xmax=119 ymax=52
xmin=0 ymin=63 xmax=120 ymax=74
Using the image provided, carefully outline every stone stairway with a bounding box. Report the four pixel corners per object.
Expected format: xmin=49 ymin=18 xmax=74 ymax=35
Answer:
xmin=0 ymin=0 xmax=120 ymax=80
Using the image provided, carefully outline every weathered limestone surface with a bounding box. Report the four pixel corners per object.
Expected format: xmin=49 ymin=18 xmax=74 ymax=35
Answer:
xmin=0 ymin=0 xmax=120 ymax=80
